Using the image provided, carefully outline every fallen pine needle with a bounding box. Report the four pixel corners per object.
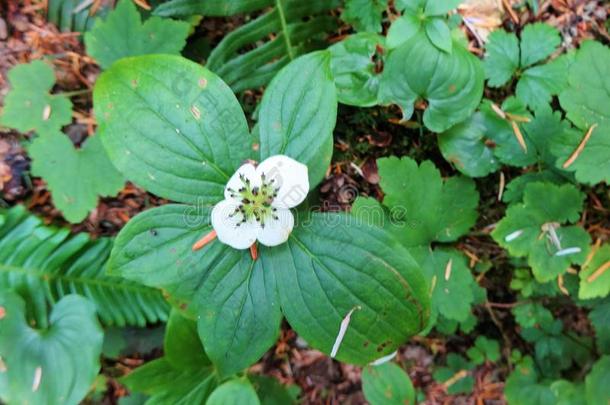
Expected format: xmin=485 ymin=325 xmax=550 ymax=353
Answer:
xmin=443 ymin=369 xmax=469 ymax=389
xmin=370 ymin=351 xmax=397 ymax=366
xmin=563 ymin=124 xmax=598 ymax=169
xmin=498 ymin=171 xmax=505 ymax=202
xmin=557 ymin=275 xmax=569 ymax=296
xmin=32 ymin=367 xmax=42 ymax=392
xmin=192 ymin=230 xmax=217 ymax=251
xmin=587 ymin=260 xmax=610 ymax=283
xmin=331 ymin=306 xmax=361 ymax=358
xmin=444 ymin=259 xmax=453 ymax=281
xmin=511 ymin=121 xmax=528 ymax=153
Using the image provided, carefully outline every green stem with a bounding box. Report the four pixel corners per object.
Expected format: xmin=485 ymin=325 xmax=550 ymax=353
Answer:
xmin=275 ymin=0 xmax=295 ymax=60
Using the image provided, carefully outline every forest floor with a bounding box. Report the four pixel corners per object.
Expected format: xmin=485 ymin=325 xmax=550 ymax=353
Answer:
xmin=1 ymin=0 xmax=609 ymax=403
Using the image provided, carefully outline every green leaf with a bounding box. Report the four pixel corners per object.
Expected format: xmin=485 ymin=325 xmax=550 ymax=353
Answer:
xmin=466 ymin=336 xmax=500 ymax=365
xmin=557 ymin=41 xmax=610 ymax=185
xmin=432 ymin=354 xmax=474 ymax=395
xmin=492 ymin=182 xmax=590 ymax=282
xmin=154 ymin=0 xmax=273 ymax=17
xmin=513 ymin=302 xmax=554 ymax=330
xmin=121 ymin=358 xmax=216 ymax=405
xmin=329 ymin=33 xmax=385 ymax=107
xmin=341 ymin=0 xmax=387 ymax=33
xmin=421 ymin=249 xmax=478 ymax=323
xmin=377 ymin=156 xmax=479 ymax=247
xmin=259 ymin=51 xmax=337 ymax=188
xmin=579 ymin=244 xmax=610 ymax=299
xmin=0 ymin=61 xmax=72 ymax=133
xmin=165 ymin=310 xmax=210 ymax=370
xmin=516 ymin=57 xmax=569 ymax=109
xmin=0 ymin=205 xmax=168 ymax=327
xmin=386 ymin=14 xmax=422 ymax=49
xmin=380 ymin=32 xmax=484 ymax=132
xmin=272 ymin=213 xmax=430 ymax=364
xmin=250 ymin=375 xmax=299 ymax=405
xmin=0 ymin=292 xmax=103 ymax=405
xmin=207 ymin=379 xmax=260 ymax=405
xmin=589 ymin=299 xmax=610 ymax=354
xmin=84 ymin=0 xmax=190 ymax=69
xmin=424 ymin=0 xmax=463 ymax=16
xmin=483 ymin=30 xmax=519 ymax=87
xmin=505 ymin=357 xmax=556 ymax=405
xmin=585 ymin=356 xmax=610 ymax=404
xmin=108 ymin=204 xmax=281 ymax=375
xmin=519 ymin=23 xmax=561 ymax=68
xmin=424 ymin=18 xmax=452 ymax=53
xmin=438 ymin=112 xmax=501 ymax=177
xmin=361 ymin=363 xmax=415 ymax=405
xmin=480 ymin=97 xmax=536 ymax=167
xmin=29 ymin=131 xmax=124 ymax=223
xmin=94 ymin=54 xmax=254 ymax=205
xmin=503 ymin=171 xmax=566 ymax=204
xmin=205 ymin=0 xmax=338 ymax=92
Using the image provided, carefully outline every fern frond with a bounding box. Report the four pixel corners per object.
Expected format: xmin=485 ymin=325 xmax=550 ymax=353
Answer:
xmin=0 ymin=205 xmax=169 ymax=327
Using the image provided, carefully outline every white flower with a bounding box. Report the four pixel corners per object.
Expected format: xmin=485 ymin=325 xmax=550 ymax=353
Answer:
xmin=211 ymin=155 xmax=309 ymax=250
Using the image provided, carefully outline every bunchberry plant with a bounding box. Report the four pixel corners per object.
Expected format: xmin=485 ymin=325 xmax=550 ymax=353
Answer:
xmin=94 ymin=52 xmax=430 ymax=377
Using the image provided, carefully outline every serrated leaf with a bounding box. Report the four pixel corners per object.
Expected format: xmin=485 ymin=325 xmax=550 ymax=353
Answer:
xmin=492 ymin=182 xmax=590 ymax=282
xmin=589 ymin=298 xmax=610 ymax=354
xmin=519 ymin=23 xmax=561 ymax=68
xmin=503 ymin=172 xmax=566 ymax=204
xmin=121 ymin=358 xmax=216 ymax=405
xmin=516 ymin=57 xmax=569 ymax=109
xmin=380 ymin=32 xmax=484 ymax=132
xmin=0 ymin=61 xmax=72 ymax=133
xmin=341 ymin=0 xmax=387 ymax=33
xmin=329 ymin=33 xmax=385 ymax=107
xmin=579 ymin=244 xmax=610 ymax=299
xmin=432 ymin=353 xmax=474 ymax=395
xmin=422 ymin=249 xmax=477 ymax=323
xmin=207 ymin=379 xmax=260 ymax=405
xmin=29 ymin=131 xmax=124 ymax=223
xmin=0 ymin=292 xmax=103 ymax=405
xmin=557 ymin=41 xmax=610 ymax=185
xmin=585 ymin=356 xmax=610 ymax=404
xmin=361 ymin=363 xmax=415 ymax=405
xmin=466 ymin=336 xmax=500 ymax=365
xmin=0 ymin=205 xmax=168 ymax=328
xmin=505 ymin=357 xmax=556 ymax=405
xmin=84 ymin=0 xmax=190 ymax=69
xmin=109 ymin=207 xmax=430 ymax=370
xmin=483 ymin=30 xmax=519 ymax=87
xmin=424 ymin=18 xmax=452 ymax=53
xmin=513 ymin=302 xmax=554 ymax=330
xmin=377 ymin=156 xmax=479 ymax=247
xmin=94 ymin=54 xmax=254 ymax=205
xmin=259 ymin=51 xmax=337 ymax=188
xmin=438 ymin=112 xmax=501 ymax=177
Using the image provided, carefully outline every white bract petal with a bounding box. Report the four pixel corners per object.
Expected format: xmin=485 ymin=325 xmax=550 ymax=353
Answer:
xmin=211 ymin=199 xmax=259 ymax=249
xmin=224 ymin=163 xmax=258 ymax=201
xmin=256 ymin=155 xmax=309 ymax=209
xmin=211 ymin=155 xmax=309 ymax=250
xmin=257 ymin=208 xmax=294 ymax=247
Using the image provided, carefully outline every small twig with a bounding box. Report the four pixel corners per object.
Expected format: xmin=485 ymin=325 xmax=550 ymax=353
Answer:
xmin=587 ymin=260 xmax=610 ymax=283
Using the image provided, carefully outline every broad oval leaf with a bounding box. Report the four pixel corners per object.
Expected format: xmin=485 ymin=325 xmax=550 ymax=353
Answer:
xmin=438 ymin=112 xmax=500 ymax=177
xmin=362 ymin=363 xmax=415 ymax=405
xmin=207 ymin=379 xmax=260 ymax=405
xmin=272 ymin=212 xmax=430 ymax=364
xmin=0 ymin=292 xmax=103 ymax=405
xmin=165 ymin=309 xmax=210 ymax=370
xmin=94 ymin=54 xmax=255 ymax=205
xmin=108 ymin=204 xmax=282 ymax=376
xmin=259 ymin=51 xmax=337 ymax=188
xmin=379 ymin=32 xmax=484 ymax=133
xmin=329 ymin=33 xmax=385 ymax=107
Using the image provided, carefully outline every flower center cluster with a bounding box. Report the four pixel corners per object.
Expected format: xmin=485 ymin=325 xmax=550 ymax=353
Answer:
xmin=227 ymin=173 xmax=279 ymax=227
